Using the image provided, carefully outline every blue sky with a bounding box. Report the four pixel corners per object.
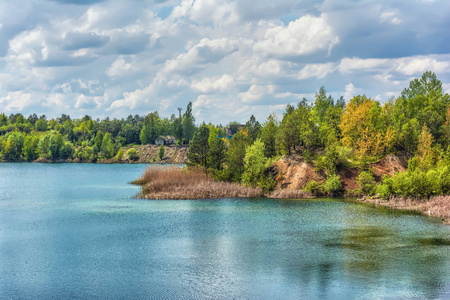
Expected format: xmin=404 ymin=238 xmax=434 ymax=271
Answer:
xmin=0 ymin=0 xmax=449 ymax=124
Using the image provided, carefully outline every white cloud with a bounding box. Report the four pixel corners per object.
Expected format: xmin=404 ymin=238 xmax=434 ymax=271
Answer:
xmin=339 ymin=57 xmax=389 ymax=73
xmin=298 ymin=62 xmax=336 ymax=79
xmin=395 ymin=57 xmax=450 ymax=75
xmin=164 ymin=38 xmax=239 ymax=74
xmin=0 ymin=91 xmax=34 ymax=112
xmin=239 ymin=84 xmax=275 ymax=104
xmin=379 ymin=11 xmax=402 ymax=25
xmin=191 ymin=74 xmax=235 ymax=93
xmin=190 ymin=0 xmax=239 ymax=25
xmin=254 ymin=14 xmax=339 ymax=57
xmin=107 ymin=56 xmax=138 ymax=78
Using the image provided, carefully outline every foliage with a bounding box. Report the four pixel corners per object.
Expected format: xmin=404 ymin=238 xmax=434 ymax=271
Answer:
xmin=339 ymin=95 xmax=393 ymax=159
xmin=101 ymin=132 xmax=115 ymax=159
xmin=182 ymin=102 xmax=196 ymax=143
xmin=116 ymin=148 xmax=124 ymax=161
xmin=127 ymin=148 xmax=139 ymax=161
xmin=187 ymin=125 xmax=210 ymax=168
xmin=225 ymin=129 xmax=250 ymax=182
xmin=304 ymin=180 xmax=320 ymax=195
xmin=158 ymin=145 xmax=165 ymax=160
xmin=356 ymin=171 xmax=375 ymax=195
xmin=260 ymin=113 xmax=278 ymax=158
xmin=208 ymin=137 xmax=226 ymax=171
xmin=323 ymin=174 xmax=343 ymax=195
xmin=242 ymin=139 xmax=269 ymax=187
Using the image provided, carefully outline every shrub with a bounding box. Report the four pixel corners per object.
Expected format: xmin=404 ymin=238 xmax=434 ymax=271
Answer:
xmin=304 ymin=180 xmax=320 ymax=195
xmin=116 ymin=148 xmax=124 ymax=161
xmin=159 ymin=144 xmax=165 ymax=160
xmin=356 ymin=171 xmax=375 ymax=195
xmin=323 ymin=174 xmax=343 ymax=195
xmin=127 ymin=148 xmax=139 ymax=161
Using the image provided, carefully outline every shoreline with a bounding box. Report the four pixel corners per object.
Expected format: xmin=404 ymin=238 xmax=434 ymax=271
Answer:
xmin=357 ymin=195 xmax=450 ymax=225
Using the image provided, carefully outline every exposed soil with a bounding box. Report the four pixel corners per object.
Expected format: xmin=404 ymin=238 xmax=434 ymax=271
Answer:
xmin=271 ymin=153 xmax=408 ymax=193
xmin=271 ymin=154 xmax=324 ymax=190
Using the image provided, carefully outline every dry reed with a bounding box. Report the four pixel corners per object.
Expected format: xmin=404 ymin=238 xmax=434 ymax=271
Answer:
xmin=360 ymin=195 xmax=450 ymax=224
xmin=132 ymin=166 xmax=264 ymax=199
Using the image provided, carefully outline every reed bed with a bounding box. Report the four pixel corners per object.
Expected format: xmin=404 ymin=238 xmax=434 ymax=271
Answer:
xmin=360 ymin=195 xmax=450 ymax=224
xmin=132 ymin=166 xmax=264 ymax=199
xmin=268 ymin=189 xmax=313 ymax=199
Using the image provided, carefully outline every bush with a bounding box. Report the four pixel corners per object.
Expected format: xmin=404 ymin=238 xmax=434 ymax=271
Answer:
xmin=304 ymin=180 xmax=320 ymax=195
xmin=323 ymin=174 xmax=343 ymax=195
xmin=116 ymin=148 xmax=124 ymax=161
xmin=257 ymin=173 xmax=277 ymax=192
xmin=127 ymin=148 xmax=139 ymax=161
xmin=375 ymin=163 xmax=450 ymax=198
xmin=356 ymin=171 xmax=375 ymax=195
xmin=159 ymin=144 xmax=165 ymax=160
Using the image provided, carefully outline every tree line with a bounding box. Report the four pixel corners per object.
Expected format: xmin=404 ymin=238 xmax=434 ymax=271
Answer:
xmin=0 ymin=102 xmax=197 ymax=162
xmin=186 ymin=71 xmax=450 ymax=197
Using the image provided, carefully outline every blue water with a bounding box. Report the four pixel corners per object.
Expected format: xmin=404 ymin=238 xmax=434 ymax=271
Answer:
xmin=0 ymin=163 xmax=449 ymax=299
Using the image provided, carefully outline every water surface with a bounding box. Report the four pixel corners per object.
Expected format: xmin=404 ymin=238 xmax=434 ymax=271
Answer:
xmin=0 ymin=163 xmax=449 ymax=299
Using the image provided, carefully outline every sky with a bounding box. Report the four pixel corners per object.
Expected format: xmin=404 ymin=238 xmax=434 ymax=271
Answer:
xmin=0 ymin=0 xmax=450 ymax=124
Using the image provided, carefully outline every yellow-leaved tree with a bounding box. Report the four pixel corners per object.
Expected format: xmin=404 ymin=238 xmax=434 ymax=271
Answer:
xmin=417 ymin=124 xmax=434 ymax=168
xmin=339 ymin=95 xmax=394 ymax=159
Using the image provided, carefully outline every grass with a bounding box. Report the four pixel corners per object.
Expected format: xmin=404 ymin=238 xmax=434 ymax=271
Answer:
xmin=132 ymin=166 xmax=264 ymax=199
xmin=359 ymin=195 xmax=450 ymax=224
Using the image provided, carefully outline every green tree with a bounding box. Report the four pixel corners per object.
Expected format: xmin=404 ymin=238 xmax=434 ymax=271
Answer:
xmin=208 ymin=137 xmax=226 ymax=171
xmin=182 ymin=102 xmax=196 ymax=143
xmin=226 ymin=130 xmax=250 ymax=182
xmin=2 ymin=132 xmax=25 ymax=161
xmin=35 ymin=119 xmax=48 ymax=131
xmin=242 ymin=139 xmax=268 ymax=186
xmin=23 ymin=135 xmax=39 ymax=161
xmin=187 ymin=125 xmax=210 ymax=168
xmin=245 ymin=115 xmax=261 ymax=143
xmin=158 ymin=144 xmax=165 ymax=160
xmin=260 ymin=114 xmax=279 ymax=158
xmin=277 ymin=104 xmax=298 ymax=155
xmin=93 ymin=130 xmax=104 ymax=154
xmin=101 ymin=132 xmax=115 ymax=159
xmin=140 ymin=112 xmax=160 ymax=144
xmin=48 ymin=133 xmax=64 ymax=160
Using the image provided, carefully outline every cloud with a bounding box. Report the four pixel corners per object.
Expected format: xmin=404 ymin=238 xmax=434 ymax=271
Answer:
xmin=239 ymin=84 xmax=275 ymax=104
xmin=0 ymin=0 xmax=449 ymax=124
xmin=191 ymin=74 xmax=235 ymax=93
xmin=61 ymin=32 xmax=110 ymax=50
xmin=298 ymin=62 xmax=336 ymax=79
xmin=254 ymin=14 xmax=339 ymax=57
xmin=379 ymin=11 xmax=402 ymax=25
xmin=395 ymin=57 xmax=450 ymax=75
xmin=164 ymin=38 xmax=238 ymax=74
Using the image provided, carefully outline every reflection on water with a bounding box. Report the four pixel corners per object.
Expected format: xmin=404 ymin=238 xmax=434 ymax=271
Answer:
xmin=0 ymin=163 xmax=449 ymax=299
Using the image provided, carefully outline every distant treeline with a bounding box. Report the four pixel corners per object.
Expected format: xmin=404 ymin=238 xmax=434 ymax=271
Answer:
xmin=0 ymin=102 xmax=199 ymax=162
xmin=2 ymin=71 xmax=450 ymax=198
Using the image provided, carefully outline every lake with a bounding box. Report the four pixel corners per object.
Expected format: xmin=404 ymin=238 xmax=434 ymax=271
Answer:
xmin=0 ymin=163 xmax=449 ymax=299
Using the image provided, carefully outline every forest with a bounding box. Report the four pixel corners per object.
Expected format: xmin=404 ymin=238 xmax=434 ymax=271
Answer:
xmin=1 ymin=71 xmax=450 ymax=198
